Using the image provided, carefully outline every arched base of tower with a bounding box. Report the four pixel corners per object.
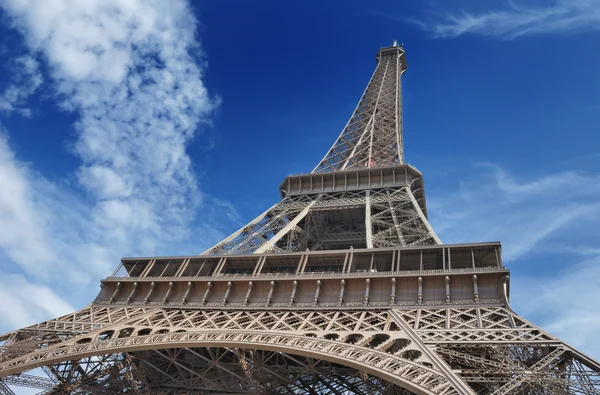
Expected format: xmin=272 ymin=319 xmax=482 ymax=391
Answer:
xmin=3 ymin=307 xmax=600 ymax=394
xmin=3 ymin=347 xmax=419 ymax=395
xmin=123 ymin=347 xmax=417 ymax=394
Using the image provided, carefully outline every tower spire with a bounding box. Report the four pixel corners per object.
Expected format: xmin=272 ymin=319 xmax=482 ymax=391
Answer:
xmin=313 ymin=43 xmax=407 ymax=173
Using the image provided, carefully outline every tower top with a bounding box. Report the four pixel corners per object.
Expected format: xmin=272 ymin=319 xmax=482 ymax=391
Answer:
xmin=376 ymin=42 xmax=407 ymax=70
xmin=313 ymin=43 xmax=407 ymax=173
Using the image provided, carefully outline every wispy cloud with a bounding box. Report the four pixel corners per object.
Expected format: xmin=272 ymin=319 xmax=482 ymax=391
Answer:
xmin=429 ymin=163 xmax=600 ymax=358
xmin=0 ymin=132 xmax=60 ymax=275
xmin=512 ymin=253 xmax=600 ymax=358
xmin=413 ymin=0 xmax=600 ymax=39
xmin=0 ymin=0 xmax=239 ymax=330
xmin=429 ymin=164 xmax=600 ymax=261
xmin=0 ymin=274 xmax=74 ymax=329
xmin=0 ymin=55 xmax=42 ymax=116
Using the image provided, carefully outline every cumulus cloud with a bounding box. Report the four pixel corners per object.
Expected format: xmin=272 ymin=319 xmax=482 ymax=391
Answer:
xmin=413 ymin=0 xmax=600 ymax=39
xmin=0 ymin=0 xmax=215 ymax=239
xmin=0 ymin=0 xmax=241 ymax=335
xmin=0 ymin=0 xmax=215 ymax=266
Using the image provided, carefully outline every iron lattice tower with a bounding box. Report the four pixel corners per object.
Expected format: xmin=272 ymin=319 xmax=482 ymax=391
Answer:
xmin=1 ymin=42 xmax=599 ymax=395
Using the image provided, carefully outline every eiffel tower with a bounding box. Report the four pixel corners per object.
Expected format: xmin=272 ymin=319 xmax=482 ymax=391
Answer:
xmin=1 ymin=42 xmax=599 ymax=395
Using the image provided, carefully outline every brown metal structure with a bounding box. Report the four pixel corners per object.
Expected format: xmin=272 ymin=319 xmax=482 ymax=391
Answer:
xmin=1 ymin=42 xmax=599 ymax=394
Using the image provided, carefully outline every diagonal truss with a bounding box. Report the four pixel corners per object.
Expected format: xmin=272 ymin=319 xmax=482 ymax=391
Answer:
xmin=203 ymin=187 xmax=439 ymax=255
xmin=1 ymin=306 xmax=599 ymax=394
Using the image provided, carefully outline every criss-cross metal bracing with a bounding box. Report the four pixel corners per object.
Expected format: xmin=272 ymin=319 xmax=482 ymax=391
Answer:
xmin=313 ymin=44 xmax=406 ymax=173
xmin=201 ymin=44 xmax=433 ymax=257
xmin=1 ymin=307 xmax=599 ymax=394
xmin=203 ymin=186 xmax=440 ymax=255
xmin=1 ymin=42 xmax=600 ymax=394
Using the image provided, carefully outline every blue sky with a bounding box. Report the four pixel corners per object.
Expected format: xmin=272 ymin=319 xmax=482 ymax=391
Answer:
xmin=0 ymin=0 xmax=599 ymax=369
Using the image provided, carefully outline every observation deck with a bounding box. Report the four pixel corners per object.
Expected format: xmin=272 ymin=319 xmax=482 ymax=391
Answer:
xmin=97 ymin=242 xmax=508 ymax=311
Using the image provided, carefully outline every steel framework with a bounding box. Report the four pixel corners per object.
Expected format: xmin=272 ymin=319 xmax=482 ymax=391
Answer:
xmin=1 ymin=41 xmax=599 ymax=394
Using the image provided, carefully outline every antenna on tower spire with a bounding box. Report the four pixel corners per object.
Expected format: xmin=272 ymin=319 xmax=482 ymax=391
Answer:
xmin=393 ymin=39 xmax=398 ymax=46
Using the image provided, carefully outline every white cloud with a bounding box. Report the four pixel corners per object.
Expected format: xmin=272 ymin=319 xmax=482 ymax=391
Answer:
xmin=0 ymin=274 xmax=73 ymax=329
xmin=563 ymin=246 xmax=600 ymax=256
xmin=0 ymin=133 xmax=56 ymax=272
xmin=429 ymin=164 xmax=600 ymax=261
xmin=0 ymin=131 xmax=122 ymax=283
xmin=0 ymin=55 xmax=42 ymax=116
xmin=0 ymin=0 xmax=242 ymax=332
xmin=0 ymin=0 xmax=215 ymax=267
xmin=429 ymin=164 xmax=600 ymax=359
xmin=414 ymin=0 xmax=600 ymax=39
